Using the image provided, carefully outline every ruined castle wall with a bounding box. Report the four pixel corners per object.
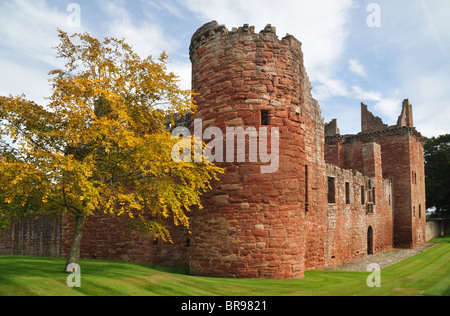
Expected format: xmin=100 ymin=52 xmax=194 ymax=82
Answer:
xmin=409 ymin=135 xmax=427 ymax=246
xmin=326 ymin=127 xmax=426 ymax=249
xmin=0 ymin=216 xmax=62 ymax=257
xmin=324 ymin=139 xmax=344 ymax=169
xmin=62 ymin=214 xmax=190 ymax=267
xmin=302 ymin=60 xmax=327 ymax=272
xmin=324 ymin=143 xmax=394 ymax=268
xmin=361 ymin=103 xmax=388 ymax=133
xmin=189 ymin=22 xmax=308 ymax=279
xmin=325 ymin=165 xmax=369 ymax=268
xmin=359 ymin=131 xmax=425 ymax=248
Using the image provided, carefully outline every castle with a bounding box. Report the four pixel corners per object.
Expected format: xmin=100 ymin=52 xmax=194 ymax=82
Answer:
xmin=0 ymin=21 xmax=426 ymax=279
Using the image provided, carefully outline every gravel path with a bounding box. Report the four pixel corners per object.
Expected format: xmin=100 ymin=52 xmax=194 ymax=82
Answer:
xmin=327 ymin=243 xmax=438 ymax=272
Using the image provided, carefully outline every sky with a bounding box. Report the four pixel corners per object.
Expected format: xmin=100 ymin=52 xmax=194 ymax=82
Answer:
xmin=0 ymin=0 xmax=449 ymax=138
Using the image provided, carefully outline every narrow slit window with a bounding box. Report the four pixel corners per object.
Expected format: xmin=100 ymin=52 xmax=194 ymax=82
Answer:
xmin=305 ymin=165 xmax=309 ymax=212
xmin=345 ymin=182 xmax=350 ymax=205
xmin=261 ymin=110 xmax=270 ymax=126
xmin=361 ymin=186 xmax=365 ymax=205
xmin=328 ymin=177 xmax=336 ymax=204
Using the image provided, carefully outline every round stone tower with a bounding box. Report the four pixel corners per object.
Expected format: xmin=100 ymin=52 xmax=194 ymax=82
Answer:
xmin=189 ymin=21 xmax=309 ymax=279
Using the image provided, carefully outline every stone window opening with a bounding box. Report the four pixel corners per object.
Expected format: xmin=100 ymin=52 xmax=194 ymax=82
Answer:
xmin=305 ymin=165 xmax=309 ymax=213
xmin=361 ymin=186 xmax=365 ymax=205
xmin=367 ymin=226 xmax=374 ymax=255
xmin=345 ymin=182 xmax=350 ymax=205
xmin=328 ymin=177 xmax=336 ymax=204
xmin=261 ymin=110 xmax=270 ymax=126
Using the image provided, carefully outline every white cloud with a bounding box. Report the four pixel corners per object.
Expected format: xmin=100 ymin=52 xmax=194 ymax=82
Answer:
xmin=400 ymin=71 xmax=450 ymax=137
xmin=0 ymin=0 xmax=88 ymax=104
xmin=351 ymin=86 xmax=401 ymax=122
xmin=97 ymin=0 xmax=192 ymax=90
xmin=351 ymin=86 xmax=380 ymax=101
xmin=1 ymin=0 xmax=448 ymax=138
xmin=349 ymin=59 xmax=367 ymax=78
xmin=0 ymin=60 xmax=52 ymax=105
xmin=383 ymin=0 xmax=450 ymax=137
xmin=0 ymin=0 xmax=86 ymax=67
xmin=180 ymin=0 xmax=355 ymax=78
xmin=313 ymin=77 xmax=402 ymax=124
xmin=99 ymin=0 xmax=181 ymax=59
xmin=312 ymin=73 xmax=350 ymax=100
xmin=419 ymin=0 xmax=450 ymax=63
xmin=146 ymin=0 xmax=189 ymax=20
xmin=166 ymin=60 xmax=192 ymax=91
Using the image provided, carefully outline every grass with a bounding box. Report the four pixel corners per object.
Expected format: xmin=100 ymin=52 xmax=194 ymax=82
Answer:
xmin=0 ymin=235 xmax=449 ymax=296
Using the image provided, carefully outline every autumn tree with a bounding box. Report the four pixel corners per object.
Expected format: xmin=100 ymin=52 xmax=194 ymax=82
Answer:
xmin=0 ymin=30 xmax=222 ymax=272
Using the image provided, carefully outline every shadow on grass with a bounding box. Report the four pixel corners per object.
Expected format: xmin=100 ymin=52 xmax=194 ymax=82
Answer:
xmin=429 ymin=235 xmax=450 ymax=244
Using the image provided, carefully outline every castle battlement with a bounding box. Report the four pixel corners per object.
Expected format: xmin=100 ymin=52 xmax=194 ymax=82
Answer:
xmin=190 ymin=21 xmax=302 ymax=63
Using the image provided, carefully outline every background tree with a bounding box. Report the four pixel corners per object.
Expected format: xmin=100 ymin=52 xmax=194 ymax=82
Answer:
xmin=424 ymin=134 xmax=450 ymax=218
xmin=0 ymin=30 xmax=222 ymax=272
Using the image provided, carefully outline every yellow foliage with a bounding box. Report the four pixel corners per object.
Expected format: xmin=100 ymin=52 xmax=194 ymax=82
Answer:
xmin=0 ymin=30 xmax=223 ymax=243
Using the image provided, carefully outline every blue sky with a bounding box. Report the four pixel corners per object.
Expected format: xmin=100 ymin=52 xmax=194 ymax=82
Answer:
xmin=1 ymin=0 xmax=449 ymax=137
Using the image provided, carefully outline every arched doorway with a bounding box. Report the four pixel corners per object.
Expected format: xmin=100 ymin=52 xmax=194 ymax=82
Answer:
xmin=367 ymin=226 xmax=374 ymax=255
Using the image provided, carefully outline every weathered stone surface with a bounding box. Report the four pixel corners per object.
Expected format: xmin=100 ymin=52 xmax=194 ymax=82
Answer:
xmin=189 ymin=21 xmax=309 ymax=279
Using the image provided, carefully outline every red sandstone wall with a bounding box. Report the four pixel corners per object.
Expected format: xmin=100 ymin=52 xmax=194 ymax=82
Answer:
xmin=325 ymin=165 xmax=368 ymax=268
xmin=302 ymin=58 xmax=327 ymax=272
xmin=361 ymin=103 xmax=388 ymax=133
xmin=409 ymin=135 xmax=427 ymax=246
xmin=360 ymin=131 xmax=425 ymax=248
xmin=189 ymin=22 xmax=307 ymax=279
xmin=62 ymin=214 xmax=190 ymax=267
xmin=324 ymin=143 xmax=394 ymax=269
xmin=325 ymin=127 xmax=426 ymax=249
xmin=0 ymin=216 xmax=62 ymax=257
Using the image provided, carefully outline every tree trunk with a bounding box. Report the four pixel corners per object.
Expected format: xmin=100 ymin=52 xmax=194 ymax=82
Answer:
xmin=64 ymin=213 xmax=85 ymax=273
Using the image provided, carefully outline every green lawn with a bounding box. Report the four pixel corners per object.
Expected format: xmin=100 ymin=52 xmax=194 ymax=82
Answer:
xmin=0 ymin=236 xmax=449 ymax=296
